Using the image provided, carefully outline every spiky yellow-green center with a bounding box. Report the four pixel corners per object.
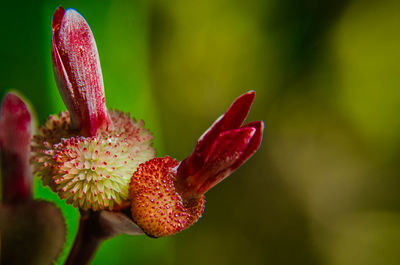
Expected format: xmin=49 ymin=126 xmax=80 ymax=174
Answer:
xmin=32 ymin=110 xmax=155 ymax=211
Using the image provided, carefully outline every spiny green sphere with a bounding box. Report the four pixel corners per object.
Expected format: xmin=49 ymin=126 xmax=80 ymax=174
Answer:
xmin=32 ymin=110 xmax=155 ymax=211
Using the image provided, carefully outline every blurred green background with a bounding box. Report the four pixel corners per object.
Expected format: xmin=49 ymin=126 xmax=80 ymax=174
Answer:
xmin=2 ymin=0 xmax=400 ymax=264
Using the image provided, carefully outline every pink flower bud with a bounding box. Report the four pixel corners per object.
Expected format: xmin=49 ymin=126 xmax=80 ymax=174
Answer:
xmin=177 ymin=91 xmax=264 ymax=198
xmin=0 ymin=92 xmax=34 ymax=203
xmin=33 ymin=6 xmax=155 ymax=212
xmin=51 ymin=6 xmax=111 ymax=136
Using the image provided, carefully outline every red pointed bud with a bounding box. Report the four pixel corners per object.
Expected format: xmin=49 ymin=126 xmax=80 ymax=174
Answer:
xmin=51 ymin=6 xmax=111 ymax=136
xmin=0 ymin=92 xmax=34 ymax=203
xmin=177 ymin=91 xmax=264 ymax=199
xmin=128 ymin=92 xmax=263 ymax=237
xmin=179 ymin=91 xmax=256 ymax=177
xmin=184 ymin=127 xmax=256 ymax=196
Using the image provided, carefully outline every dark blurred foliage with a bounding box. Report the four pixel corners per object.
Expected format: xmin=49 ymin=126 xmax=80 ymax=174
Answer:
xmin=2 ymin=0 xmax=400 ymax=264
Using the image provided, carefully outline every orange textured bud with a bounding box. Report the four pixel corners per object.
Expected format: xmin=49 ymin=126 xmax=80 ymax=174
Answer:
xmin=130 ymin=157 xmax=204 ymax=237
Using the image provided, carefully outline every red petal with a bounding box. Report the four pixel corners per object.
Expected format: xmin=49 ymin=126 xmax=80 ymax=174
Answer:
xmin=179 ymin=91 xmax=255 ymax=178
xmin=218 ymin=91 xmax=256 ymax=130
xmin=0 ymin=92 xmax=33 ymax=203
xmin=51 ymin=7 xmax=111 ymax=136
xmin=230 ymin=120 xmax=264 ymax=172
xmin=197 ymin=121 xmax=264 ymax=195
xmin=179 ymin=127 xmax=256 ymax=197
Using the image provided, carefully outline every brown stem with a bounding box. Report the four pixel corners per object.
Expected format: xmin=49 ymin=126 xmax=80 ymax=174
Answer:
xmin=64 ymin=211 xmax=107 ymax=265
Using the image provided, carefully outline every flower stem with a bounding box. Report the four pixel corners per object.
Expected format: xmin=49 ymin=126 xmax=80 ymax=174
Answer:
xmin=64 ymin=211 xmax=106 ymax=265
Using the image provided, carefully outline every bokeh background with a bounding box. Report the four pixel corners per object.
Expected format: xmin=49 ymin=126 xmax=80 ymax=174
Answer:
xmin=1 ymin=0 xmax=400 ymax=264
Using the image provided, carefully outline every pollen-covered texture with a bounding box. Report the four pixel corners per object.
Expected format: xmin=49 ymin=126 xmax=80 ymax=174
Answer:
xmin=130 ymin=157 xmax=205 ymax=237
xmin=32 ymin=110 xmax=155 ymax=211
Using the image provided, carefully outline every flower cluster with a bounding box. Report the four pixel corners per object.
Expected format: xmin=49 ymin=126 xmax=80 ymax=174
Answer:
xmin=31 ymin=6 xmax=264 ymax=238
